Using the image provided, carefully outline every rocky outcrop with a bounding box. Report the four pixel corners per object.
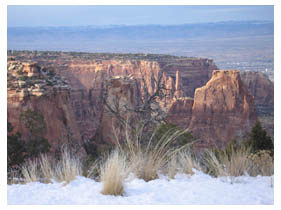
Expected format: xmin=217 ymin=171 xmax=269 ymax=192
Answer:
xmin=240 ymin=71 xmax=274 ymax=138
xmin=166 ymin=97 xmax=193 ymax=128
xmin=7 ymin=61 xmax=84 ymax=155
xmin=11 ymin=52 xmax=217 ymax=142
xmin=240 ymin=71 xmax=274 ymax=116
xmin=189 ymin=70 xmax=257 ymax=148
xmin=99 ymin=76 xmax=140 ymax=144
xmin=9 ymin=52 xmax=262 ymax=150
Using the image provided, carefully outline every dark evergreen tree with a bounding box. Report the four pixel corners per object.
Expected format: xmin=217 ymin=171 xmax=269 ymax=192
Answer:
xmin=20 ymin=109 xmax=50 ymax=159
xmin=7 ymin=121 xmax=26 ymax=169
xmin=247 ymin=121 xmax=274 ymax=156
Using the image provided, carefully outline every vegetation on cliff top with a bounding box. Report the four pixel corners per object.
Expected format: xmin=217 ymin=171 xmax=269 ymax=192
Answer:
xmin=8 ymin=50 xmax=211 ymax=62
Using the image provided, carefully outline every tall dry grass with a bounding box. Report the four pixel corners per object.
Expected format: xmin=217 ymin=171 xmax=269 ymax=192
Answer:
xmin=8 ymin=168 xmax=23 ymax=185
xmin=100 ymin=149 xmax=129 ymax=196
xmin=19 ymin=148 xmax=82 ymax=184
xmin=164 ymin=149 xmax=202 ymax=179
xmin=21 ymin=159 xmax=41 ymax=184
xmin=86 ymin=160 xmax=100 ymax=180
xmin=247 ymin=150 xmax=274 ymax=176
xmin=54 ymin=148 xmax=82 ymax=183
xmin=202 ymin=150 xmax=228 ymax=177
xmin=122 ymin=126 xmax=192 ymax=182
xmin=177 ymin=150 xmax=202 ymax=175
xmin=39 ymin=154 xmax=54 ymax=183
xmin=203 ymin=144 xmax=261 ymax=178
xmin=166 ymin=154 xmax=178 ymax=179
xmin=12 ymin=126 xmax=273 ymax=195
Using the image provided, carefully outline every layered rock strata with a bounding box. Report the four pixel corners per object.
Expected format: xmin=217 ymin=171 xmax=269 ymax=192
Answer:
xmin=7 ymin=61 xmax=84 ymax=154
xmin=10 ymin=52 xmax=217 ymax=141
xmin=189 ymin=70 xmax=257 ymax=148
xmin=240 ymin=71 xmax=274 ymax=137
xmin=8 ymin=52 xmax=265 ymax=150
xmin=240 ymin=71 xmax=274 ymax=116
xmin=166 ymin=97 xmax=194 ymax=128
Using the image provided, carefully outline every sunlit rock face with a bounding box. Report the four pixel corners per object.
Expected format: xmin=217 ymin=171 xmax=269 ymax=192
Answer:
xmin=189 ymin=70 xmax=257 ymax=148
xmin=7 ymin=61 xmax=85 ymax=155
xmin=18 ymin=53 xmax=217 ymax=142
xmin=10 ymin=53 xmax=262 ymax=151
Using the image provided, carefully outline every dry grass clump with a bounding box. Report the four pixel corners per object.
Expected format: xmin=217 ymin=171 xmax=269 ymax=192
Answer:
xmin=203 ymin=144 xmax=274 ymax=178
xmin=203 ymin=150 xmax=228 ymax=177
xmin=21 ymin=159 xmax=41 ymax=184
xmin=18 ymin=148 xmax=82 ymax=184
xmin=165 ymin=149 xmax=202 ymax=179
xmin=54 ymin=148 xmax=82 ymax=183
xmin=100 ymin=149 xmax=129 ymax=196
xmin=125 ymin=127 xmax=191 ymax=182
xmin=221 ymin=145 xmax=251 ymax=177
xmin=203 ymin=144 xmax=251 ymax=177
xmin=86 ymin=160 xmax=100 ymax=180
xmin=39 ymin=154 xmax=55 ymax=183
xmin=177 ymin=150 xmax=202 ymax=175
xmin=166 ymin=154 xmax=178 ymax=179
xmin=247 ymin=150 xmax=273 ymax=176
xmin=7 ymin=168 xmax=22 ymax=185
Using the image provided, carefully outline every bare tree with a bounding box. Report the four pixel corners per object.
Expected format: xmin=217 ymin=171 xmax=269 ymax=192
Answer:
xmin=101 ymin=69 xmax=171 ymax=144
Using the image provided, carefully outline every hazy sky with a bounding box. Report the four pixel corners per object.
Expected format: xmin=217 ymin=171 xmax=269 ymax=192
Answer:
xmin=8 ymin=5 xmax=274 ymax=27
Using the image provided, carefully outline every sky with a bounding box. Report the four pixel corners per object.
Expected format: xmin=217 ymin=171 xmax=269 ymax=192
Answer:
xmin=7 ymin=5 xmax=274 ymax=27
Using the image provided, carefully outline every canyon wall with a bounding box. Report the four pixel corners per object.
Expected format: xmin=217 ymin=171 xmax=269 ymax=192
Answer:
xmin=12 ymin=53 xmax=217 ymax=142
xmin=7 ymin=61 xmax=85 ymax=155
xmin=241 ymin=71 xmax=274 ymax=115
xmin=167 ymin=70 xmax=257 ymax=148
xmin=99 ymin=75 xmax=140 ymax=144
xmin=166 ymin=97 xmax=194 ymax=128
xmin=240 ymin=71 xmax=274 ymax=137
xmin=8 ymin=52 xmax=270 ymax=152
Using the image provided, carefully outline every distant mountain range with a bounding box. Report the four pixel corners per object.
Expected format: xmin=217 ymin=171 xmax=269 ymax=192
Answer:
xmin=8 ymin=21 xmax=273 ymax=42
xmin=7 ymin=20 xmax=274 ymax=75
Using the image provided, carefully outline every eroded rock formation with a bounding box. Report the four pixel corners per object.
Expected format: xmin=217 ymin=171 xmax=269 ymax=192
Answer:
xmin=166 ymin=97 xmax=193 ymax=128
xmin=189 ymin=70 xmax=257 ymax=148
xmin=7 ymin=61 xmax=84 ymax=155
xmin=10 ymin=52 xmax=217 ymax=142
xmin=8 ymin=52 xmax=268 ymax=152
xmin=99 ymin=75 xmax=140 ymax=144
xmin=240 ymin=71 xmax=274 ymax=137
xmin=240 ymin=71 xmax=274 ymax=115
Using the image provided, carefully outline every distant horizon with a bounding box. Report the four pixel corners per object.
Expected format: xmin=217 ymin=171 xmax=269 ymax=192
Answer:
xmin=7 ymin=19 xmax=274 ymax=28
xmin=8 ymin=5 xmax=273 ymax=27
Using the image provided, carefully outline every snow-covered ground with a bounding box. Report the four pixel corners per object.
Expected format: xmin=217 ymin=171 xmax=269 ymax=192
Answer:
xmin=7 ymin=170 xmax=273 ymax=205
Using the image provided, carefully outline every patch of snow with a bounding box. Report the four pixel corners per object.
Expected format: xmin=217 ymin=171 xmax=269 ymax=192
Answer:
xmin=7 ymin=171 xmax=273 ymax=205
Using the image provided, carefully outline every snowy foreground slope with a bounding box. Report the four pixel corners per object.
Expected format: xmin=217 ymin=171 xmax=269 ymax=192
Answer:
xmin=8 ymin=170 xmax=273 ymax=205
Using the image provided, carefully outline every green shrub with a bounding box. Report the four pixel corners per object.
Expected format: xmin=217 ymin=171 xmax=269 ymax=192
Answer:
xmin=7 ymin=121 xmax=26 ymax=170
xmin=25 ymin=137 xmax=50 ymax=158
xmin=19 ymin=109 xmax=50 ymax=159
xmin=20 ymin=76 xmax=29 ymax=81
xmin=247 ymin=150 xmax=273 ymax=176
xmin=150 ymin=123 xmax=196 ymax=149
xmin=246 ymin=121 xmax=273 ymax=156
xmin=17 ymin=69 xmax=23 ymax=75
xmin=20 ymin=109 xmax=46 ymax=135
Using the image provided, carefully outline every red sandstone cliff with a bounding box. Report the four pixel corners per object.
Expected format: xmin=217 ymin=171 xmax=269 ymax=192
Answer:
xmin=7 ymin=61 xmax=84 ymax=155
xmin=18 ymin=53 xmax=217 ymax=141
xmin=99 ymin=75 xmax=140 ymax=144
xmin=240 ymin=71 xmax=274 ymax=115
xmin=189 ymin=70 xmax=257 ymax=148
xmin=8 ymin=52 xmax=263 ymax=151
xmin=240 ymin=71 xmax=274 ymax=137
xmin=166 ymin=97 xmax=193 ymax=128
